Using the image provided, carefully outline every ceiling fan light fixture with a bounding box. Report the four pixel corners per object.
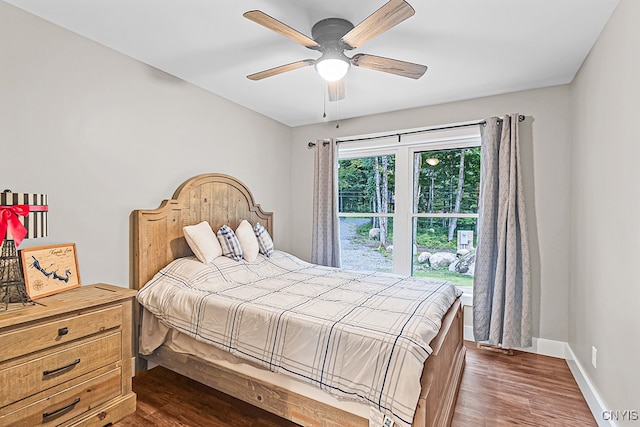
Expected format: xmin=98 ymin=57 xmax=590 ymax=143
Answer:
xmin=315 ymin=53 xmax=350 ymax=82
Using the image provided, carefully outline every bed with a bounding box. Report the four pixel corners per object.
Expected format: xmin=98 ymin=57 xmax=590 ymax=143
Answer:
xmin=131 ymin=173 xmax=465 ymax=427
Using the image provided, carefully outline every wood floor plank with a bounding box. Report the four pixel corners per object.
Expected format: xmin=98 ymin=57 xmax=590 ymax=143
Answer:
xmin=114 ymin=342 xmax=596 ymax=426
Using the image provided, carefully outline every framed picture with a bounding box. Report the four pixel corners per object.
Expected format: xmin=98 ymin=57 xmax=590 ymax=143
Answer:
xmin=20 ymin=243 xmax=81 ymax=299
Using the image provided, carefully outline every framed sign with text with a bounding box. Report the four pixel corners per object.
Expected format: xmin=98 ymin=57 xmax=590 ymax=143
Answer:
xmin=20 ymin=243 xmax=81 ymax=299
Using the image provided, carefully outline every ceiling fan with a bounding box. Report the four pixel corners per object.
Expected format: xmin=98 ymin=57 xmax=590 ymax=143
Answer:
xmin=243 ymin=0 xmax=428 ymax=101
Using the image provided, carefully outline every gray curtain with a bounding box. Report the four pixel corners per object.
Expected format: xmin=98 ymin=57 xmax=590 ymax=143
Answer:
xmin=311 ymin=139 xmax=341 ymax=267
xmin=473 ymin=114 xmax=531 ymax=349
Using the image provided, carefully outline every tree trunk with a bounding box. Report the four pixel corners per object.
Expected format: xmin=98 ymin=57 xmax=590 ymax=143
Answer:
xmin=427 ymin=173 xmax=436 ymax=227
xmin=413 ymin=153 xmax=422 ymax=246
xmin=374 ymin=156 xmax=382 ymax=231
xmin=379 ymin=156 xmax=389 ymax=245
xmin=449 ymin=176 xmax=454 ymax=213
xmin=448 ymin=150 xmax=466 ymax=242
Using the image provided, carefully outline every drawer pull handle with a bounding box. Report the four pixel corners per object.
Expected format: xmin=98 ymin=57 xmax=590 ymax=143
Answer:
xmin=42 ymin=397 xmax=80 ymax=421
xmin=43 ymin=358 xmax=81 ymax=377
xmin=58 ymin=327 xmax=69 ymax=336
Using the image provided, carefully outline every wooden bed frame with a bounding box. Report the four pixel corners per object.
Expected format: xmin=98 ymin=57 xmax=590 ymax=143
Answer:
xmin=131 ymin=173 xmax=465 ymax=427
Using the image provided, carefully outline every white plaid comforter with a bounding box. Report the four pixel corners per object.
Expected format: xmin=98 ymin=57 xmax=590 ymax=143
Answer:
xmin=137 ymin=251 xmax=461 ymax=426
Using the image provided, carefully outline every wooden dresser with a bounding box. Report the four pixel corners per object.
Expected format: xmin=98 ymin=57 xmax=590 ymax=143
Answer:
xmin=0 ymin=284 xmax=137 ymax=426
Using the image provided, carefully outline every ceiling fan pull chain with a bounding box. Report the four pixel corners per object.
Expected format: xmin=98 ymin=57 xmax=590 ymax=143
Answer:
xmin=335 ymin=99 xmax=340 ymax=129
xmin=323 ymin=83 xmax=327 ymax=118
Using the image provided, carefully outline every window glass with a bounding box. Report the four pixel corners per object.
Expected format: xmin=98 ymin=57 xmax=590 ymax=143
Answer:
xmin=412 ymin=217 xmax=476 ymax=287
xmin=338 ymin=155 xmax=395 ymax=273
xmin=414 ymin=148 xmax=481 ymax=214
xmin=411 ymin=147 xmax=480 ymax=287
xmin=339 ymin=217 xmax=393 ymax=273
xmin=338 ymin=156 xmax=395 ymax=214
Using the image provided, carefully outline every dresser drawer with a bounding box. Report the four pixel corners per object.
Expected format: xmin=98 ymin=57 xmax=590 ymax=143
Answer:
xmin=65 ymin=393 xmax=136 ymax=427
xmin=0 ymin=332 xmax=122 ymax=407
xmin=0 ymin=305 xmax=122 ymax=363
xmin=0 ymin=367 xmax=121 ymax=426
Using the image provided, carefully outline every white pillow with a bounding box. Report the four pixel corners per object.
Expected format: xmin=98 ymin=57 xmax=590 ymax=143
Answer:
xmin=236 ymin=220 xmax=259 ymax=262
xmin=183 ymin=221 xmax=222 ymax=263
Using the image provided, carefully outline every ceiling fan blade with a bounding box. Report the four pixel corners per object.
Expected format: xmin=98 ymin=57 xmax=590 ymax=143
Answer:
xmin=244 ymin=11 xmax=319 ymax=49
xmin=247 ymin=60 xmax=315 ymax=81
xmin=341 ymin=0 xmax=415 ymax=49
xmin=351 ymin=53 xmax=427 ymax=79
xmin=328 ymin=80 xmax=345 ymax=102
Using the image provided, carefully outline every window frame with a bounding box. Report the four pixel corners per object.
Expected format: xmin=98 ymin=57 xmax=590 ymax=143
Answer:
xmin=337 ymin=127 xmax=481 ymax=278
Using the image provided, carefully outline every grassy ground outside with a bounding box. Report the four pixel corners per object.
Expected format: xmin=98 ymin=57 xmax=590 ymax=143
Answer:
xmin=413 ymin=268 xmax=473 ymax=287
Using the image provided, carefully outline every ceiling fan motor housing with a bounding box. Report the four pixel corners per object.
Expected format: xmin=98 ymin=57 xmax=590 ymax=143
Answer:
xmin=311 ymin=18 xmax=355 ymax=50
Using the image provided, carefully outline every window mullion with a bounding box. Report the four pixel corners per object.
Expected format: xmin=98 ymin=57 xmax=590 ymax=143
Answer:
xmin=411 ymin=213 xmax=479 ymax=219
xmin=338 ymin=212 xmax=395 ymax=218
xmin=392 ymin=146 xmax=412 ymax=275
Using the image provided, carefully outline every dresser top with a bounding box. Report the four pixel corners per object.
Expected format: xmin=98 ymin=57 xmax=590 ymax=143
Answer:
xmin=0 ymin=284 xmax=137 ymax=329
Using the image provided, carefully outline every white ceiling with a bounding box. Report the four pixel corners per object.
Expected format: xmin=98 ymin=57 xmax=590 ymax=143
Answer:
xmin=4 ymin=0 xmax=619 ymax=127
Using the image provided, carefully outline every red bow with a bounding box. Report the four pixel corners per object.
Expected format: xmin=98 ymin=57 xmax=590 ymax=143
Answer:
xmin=0 ymin=205 xmax=31 ymax=246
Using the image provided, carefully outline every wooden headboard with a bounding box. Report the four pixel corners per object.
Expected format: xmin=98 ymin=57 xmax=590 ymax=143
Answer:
xmin=131 ymin=173 xmax=273 ymax=290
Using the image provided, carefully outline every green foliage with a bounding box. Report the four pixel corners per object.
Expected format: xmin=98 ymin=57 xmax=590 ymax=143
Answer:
xmin=416 ymin=147 xmax=480 ymax=214
xmin=338 ymin=159 xmax=370 ymax=212
xmin=339 ymin=147 xmax=480 ymax=216
xmin=355 ymin=221 xmax=371 ymax=236
xmin=415 ymin=230 xmax=456 ymax=250
xmin=338 ymin=155 xmax=395 ymax=213
xmin=414 ymin=217 xmax=477 ymax=250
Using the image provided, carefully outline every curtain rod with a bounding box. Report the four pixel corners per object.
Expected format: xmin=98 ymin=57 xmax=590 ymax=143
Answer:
xmin=307 ymin=114 xmax=525 ymax=148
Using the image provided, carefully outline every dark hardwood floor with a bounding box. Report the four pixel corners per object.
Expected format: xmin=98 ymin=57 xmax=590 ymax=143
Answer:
xmin=115 ymin=342 xmax=596 ymax=426
xmin=451 ymin=343 xmax=596 ymax=427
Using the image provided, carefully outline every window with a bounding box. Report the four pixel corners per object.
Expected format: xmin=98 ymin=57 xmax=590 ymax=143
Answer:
xmin=337 ymin=126 xmax=481 ymax=288
xmin=338 ymin=154 xmax=395 ymax=273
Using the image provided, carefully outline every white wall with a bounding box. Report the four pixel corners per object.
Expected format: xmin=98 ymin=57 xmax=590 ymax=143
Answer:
xmin=570 ymin=0 xmax=640 ymax=419
xmin=290 ymin=86 xmax=572 ymax=343
xmin=1 ymin=2 xmax=293 ymax=288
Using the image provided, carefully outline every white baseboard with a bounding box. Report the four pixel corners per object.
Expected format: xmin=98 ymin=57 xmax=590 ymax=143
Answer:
xmin=516 ymin=337 xmax=567 ymax=359
xmin=565 ymin=345 xmax=614 ymax=427
xmin=464 ymin=326 xmax=566 ymax=358
xmin=463 ymin=327 xmax=613 ymax=426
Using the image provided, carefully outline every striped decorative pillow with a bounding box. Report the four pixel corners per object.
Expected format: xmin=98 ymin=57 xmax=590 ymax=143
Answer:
xmin=217 ymin=225 xmax=243 ymax=261
xmin=254 ymin=222 xmax=274 ymax=257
